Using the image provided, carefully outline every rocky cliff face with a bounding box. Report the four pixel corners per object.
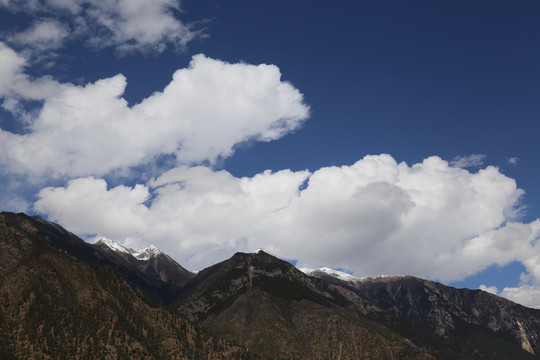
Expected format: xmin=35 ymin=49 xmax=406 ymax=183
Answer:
xmin=311 ymin=273 xmax=540 ymax=359
xmin=359 ymin=276 xmax=540 ymax=358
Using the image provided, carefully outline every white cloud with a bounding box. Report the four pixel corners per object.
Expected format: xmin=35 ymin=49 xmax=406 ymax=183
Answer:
xmin=479 ymin=284 xmax=499 ymax=295
xmin=8 ymin=20 xmax=69 ymax=51
xmin=460 ymin=221 xmax=540 ymax=271
xmin=85 ymin=0 xmax=197 ymax=53
xmin=499 ymin=286 xmax=540 ymax=309
xmin=0 ymin=42 xmax=63 ymax=100
xmin=35 ymin=166 xmax=310 ymax=259
xmin=0 ymin=42 xmax=25 ymax=97
xmin=450 ymin=154 xmax=486 ymax=168
xmin=0 ymin=53 xmax=309 ymax=179
xmin=34 ymin=154 xmax=538 ymax=287
xmin=508 ymin=157 xmax=519 ymax=166
xmin=480 ymin=272 xmax=540 ymax=309
xmin=1 ymin=0 xmax=200 ymax=54
xmin=35 ymin=177 xmax=150 ymax=239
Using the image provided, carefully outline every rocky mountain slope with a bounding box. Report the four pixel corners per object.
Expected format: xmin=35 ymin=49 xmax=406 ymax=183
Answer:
xmin=174 ymin=251 xmax=434 ymax=359
xmin=1 ymin=212 xmax=193 ymax=305
xmin=0 ymin=212 xmax=256 ymax=359
xmin=308 ymin=271 xmax=540 ymax=359
xmin=91 ymin=237 xmax=194 ymax=304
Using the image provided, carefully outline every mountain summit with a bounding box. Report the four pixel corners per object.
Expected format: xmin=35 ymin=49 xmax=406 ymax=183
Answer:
xmin=174 ymin=250 xmax=433 ymax=359
xmin=92 ymin=237 xmax=164 ymax=261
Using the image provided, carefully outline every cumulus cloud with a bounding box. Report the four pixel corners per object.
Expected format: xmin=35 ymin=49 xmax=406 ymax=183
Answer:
xmin=34 ymin=154 xmax=538 ymax=287
xmin=0 ymin=42 xmax=63 ymax=100
xmin=1 ymin=0 xmax=200 ymax=54
xmin=36 ymin=177 xmax=150 ymax=238
xmin=35 ymin=166 xmax=310 ymax=257
xmin=499 ymin=286 xmax=540 ymax=309
xmin=479 ymin=285 xmax=499 ymax=295
xmin=460 ymin=221 xmax=540 ymax=272
xmin=0 ymin=42 xmax=25 ymax=97
xmin=479 ymin=283 xmax=540 ymax=309
xmin=0 ymin=52 xmax=309 ymax=178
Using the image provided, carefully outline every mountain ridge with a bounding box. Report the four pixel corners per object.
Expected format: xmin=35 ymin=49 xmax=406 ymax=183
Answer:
xmin=0 ymin=212 xmax=194 ymax=305
xmin=2 ymin=211 xmax=540 ymax=359
xmin=308 ymin=269 xmax=540 ymax=359
xmin=174 ymin=250 xmax=433 ymax=359
xmin=92 ymin=237 xmax=171 ymax=261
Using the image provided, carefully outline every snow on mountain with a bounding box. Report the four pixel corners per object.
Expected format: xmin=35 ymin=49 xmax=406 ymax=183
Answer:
xmin=300 ymin=266 xmax=402 ymax=285
xmin=300 ymin=267 xmax=362 ymax=283
xmin=133 ymin=245 xmax=163 ymax=261
xmin=93 ymin=237 xmax=134 ymax=254
xmin=92 ymin=238 xmax=163 ymax=261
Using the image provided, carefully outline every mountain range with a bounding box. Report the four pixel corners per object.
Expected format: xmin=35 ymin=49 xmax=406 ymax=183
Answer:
xmin=1 ymin=211 xmax=539 ymax=359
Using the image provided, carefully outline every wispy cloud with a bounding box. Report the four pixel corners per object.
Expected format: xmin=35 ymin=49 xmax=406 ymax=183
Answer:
xmin=7 ymin=20 xmax=69 ymax=51
xmin=1 ymin=0 xmax=202 ymax=55
xmin=508 ymin=157 xmax=519 ymax=166
xmin=450 ymin=154 xmax=486 ymax=168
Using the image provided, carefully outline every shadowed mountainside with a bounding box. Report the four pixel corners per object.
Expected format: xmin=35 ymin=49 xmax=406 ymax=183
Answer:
xmin=309 ymin=271 xmax=540 ymax=359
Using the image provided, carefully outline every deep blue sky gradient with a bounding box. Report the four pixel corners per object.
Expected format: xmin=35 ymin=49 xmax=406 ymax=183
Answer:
xmin=182 ymin=1 xmax=540 ymax=222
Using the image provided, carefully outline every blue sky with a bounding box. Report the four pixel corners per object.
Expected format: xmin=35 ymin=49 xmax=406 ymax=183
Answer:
xmin=1 ymin=1 xmax=540 ymax=307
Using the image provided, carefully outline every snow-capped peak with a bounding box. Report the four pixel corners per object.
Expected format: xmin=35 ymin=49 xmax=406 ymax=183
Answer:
xmin=300 ymin=267 xmax=361 ymax=283
xmin=133 ymin=245 xmax=163 ymax=261
xmin=93 ymin=237 xmax=134 ymax=254
xmin=93 ymin=238 xmax=163 ymax=261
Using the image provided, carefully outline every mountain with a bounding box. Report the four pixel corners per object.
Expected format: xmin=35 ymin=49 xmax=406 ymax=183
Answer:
xmin=308 ymin=271 xmax=540 ymax=359
xmin=90 ymin=237 xmax=194 ymax=303
xmin=174 ymin=250 xmax=434 ymax=359
xmin=3 ymin=211 xmax=540 ymax=359
xmin=0 ymin=212 xmax=254 ymax=360
xmin=178 ymin=253 xmax=540 ymax=360
xmin=0 ymin=212 xmax=193 ymax=305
